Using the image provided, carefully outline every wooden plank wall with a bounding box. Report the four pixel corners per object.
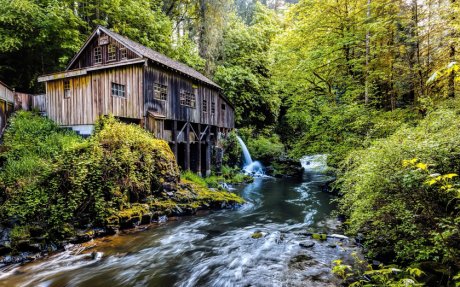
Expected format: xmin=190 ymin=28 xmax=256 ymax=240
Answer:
xmin=14 ymin=93 xmax=33 ymax=111
xmin=68 ymin=32 xmax=140 ymax=70
xmin=0 ymin=82 xmax=14 ymax=103
xmin=32 ymin=94 xmax=47 ymax=112
xmin=144 ymin=64 xmax=234 ymax=129
xmin=45 ymin=65 xmax=144 ymax=125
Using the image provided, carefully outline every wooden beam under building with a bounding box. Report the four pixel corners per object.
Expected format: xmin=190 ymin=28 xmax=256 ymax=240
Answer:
xmin=185 ymin=121 xmax=190 ymax=171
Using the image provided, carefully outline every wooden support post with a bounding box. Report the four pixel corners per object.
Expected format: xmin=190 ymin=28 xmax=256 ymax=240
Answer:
xmin=205 ymin=125 xmax=211 ymax=177
xmin=172 ymin=120 xmax=178 ymax=160
xmin=185 ymin=122 xmax=190 ymax=171
xmin=197 ymin=123 xmax=202 ymax=176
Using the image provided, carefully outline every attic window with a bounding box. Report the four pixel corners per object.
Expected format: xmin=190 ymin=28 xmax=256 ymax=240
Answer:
xmin=154 ymin=83 xmax=168 ymax=101
xmin=120 ymin=48 xmax=127 ymax=60
xmin=108 ymin=45 xmax=116 ymax=62
xmin=221 ymin=103 xmax=226 ymax=110
xmin=202 ymin=98 xmax=208 ymax=113
xmin=180 ymin=90 xmax=196 ymax=108
xmin=63 ymin=80 xmax=71 ymax=98
xmin=94 ymin=47 xmax=102 ymax=64
xmin=111 ymin=82 xmax=126 ymax=98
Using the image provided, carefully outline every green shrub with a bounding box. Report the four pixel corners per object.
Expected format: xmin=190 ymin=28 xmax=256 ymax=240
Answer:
xmin=10 ymin=225 xmax=30 ymax=243
xmin=222 ymin=130 xmax=242 ymax=167
xmin=247 ymin=134 xmax=284 ymax=165
xmin=238 ymin=127 xmax=285 ymax=165
xmin=338 ymin=99 xmax=460 ymax=270
xmin=0 ymin=114 xmax=179 ymax=239
xmin=286 ymin=104 xmax=418 ymax=167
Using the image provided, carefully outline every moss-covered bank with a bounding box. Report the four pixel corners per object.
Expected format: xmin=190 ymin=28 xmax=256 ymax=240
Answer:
xmin=0 ymin=112 xmax=243 ymax=262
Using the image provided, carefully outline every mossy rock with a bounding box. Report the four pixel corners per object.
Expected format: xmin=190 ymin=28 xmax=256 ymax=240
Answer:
xmin=311 ymin=233 xmax=327 ymax=241
xmin=251 ymin=231 xmax=264 ymax=239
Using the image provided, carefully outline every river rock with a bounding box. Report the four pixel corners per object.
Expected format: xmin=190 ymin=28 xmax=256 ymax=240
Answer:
xmin=251 ymin=231 xmax=267 ymax=239
xmin=91 ymin=251 xmax=103 ymax=260
xmin=299 ymin=241 xmax=315 ymax=248
xmin=311 ymin=233 xmax=327 ymax=241
xmin=267 ymin=157 xmax=304 ymax=178
xmin=328 ymin=234 xmax=349 ymax=240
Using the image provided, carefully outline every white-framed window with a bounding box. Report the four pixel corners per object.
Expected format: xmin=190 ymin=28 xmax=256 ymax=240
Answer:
xmin=94 ymin=46 xmax=102 ymax=64
xmin=180 ymin=90 xmax=196 ymax=108
xmin=107 ymin=45 xmax=116 ymax=62
xmin=153 ymin=83 xmax=168 ymax=101
xmin=202 ymin=98 xmax=208 ymax=113
xmin=111 ymin=82 xmax=126 ymax=98
xmin=120 ymin=47 xmax=127 ymax=60
xmin=64 ymin=80 xmax=71 ymax=98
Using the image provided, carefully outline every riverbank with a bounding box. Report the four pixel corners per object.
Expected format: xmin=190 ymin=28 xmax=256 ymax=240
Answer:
xmin=0 ymin=174 xmax=360 ymax=287
xmin=0 ymin=112 xmax=244 ymax=266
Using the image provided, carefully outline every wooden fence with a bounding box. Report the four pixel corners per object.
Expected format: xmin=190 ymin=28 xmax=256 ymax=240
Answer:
xmin=0 ymin=81 xmax=45 ymax=136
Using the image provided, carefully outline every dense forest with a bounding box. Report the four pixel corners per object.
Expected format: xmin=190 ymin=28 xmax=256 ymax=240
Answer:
xmin=1 ymin=0 xmax=460 ymax=285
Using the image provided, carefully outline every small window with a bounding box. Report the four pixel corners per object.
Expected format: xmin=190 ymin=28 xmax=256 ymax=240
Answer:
xmin=211 ymin=100 xmax=216 ymax=114
xmin=94 ymin=47 xmax=102 ymax=64
xmin=64 ymin=80 xmax=71 ymax=98
xmin=111 ymin=82 xmax=126 ymax=98
xmin=221 ymin=103 xmax=226 ymax=110
xmin=180 ymin=90 xmax=196 ymax=108
xmin=120 ymin=48 xmax=127 ymax=60
xmin=154 ymin=83 xmax=168 ymax=101
xmin=108 ymin=45 xmax=116 ymax=62
xmin=202 ymin=98 xmax=208 ymax=113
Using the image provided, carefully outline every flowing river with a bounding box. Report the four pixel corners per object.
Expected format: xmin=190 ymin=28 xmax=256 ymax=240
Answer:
xmin=0 ymin=166 xmax=359 ymax=287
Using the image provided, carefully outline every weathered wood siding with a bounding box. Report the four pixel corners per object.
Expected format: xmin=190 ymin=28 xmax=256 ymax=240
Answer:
xmin=0 ymin=82 xmax=15 ymax=133
xmin=14 ymin=92 xmax=33 ymax=111
xmin=68 ymin=31 xmax=140 ymax=70
xmin=144 ymin=64 xmax=234 ymax=128
xmin=32 ymin=94 xmax=47 ymax=112
xmin=0 ymin=82 xmax=14 ymax=103
xmin=45 ymin=65 xmax=144 ymax=126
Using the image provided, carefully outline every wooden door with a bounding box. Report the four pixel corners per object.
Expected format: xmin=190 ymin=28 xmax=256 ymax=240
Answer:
xmin=146 ymin=114 xmax=164 ymax=139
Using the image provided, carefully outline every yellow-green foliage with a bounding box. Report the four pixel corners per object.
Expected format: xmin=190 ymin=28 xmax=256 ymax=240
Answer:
xmin=332 ymin=257 xmax=424 ymax=287
xmin=338 ymin=99 xmax=460 ymax=268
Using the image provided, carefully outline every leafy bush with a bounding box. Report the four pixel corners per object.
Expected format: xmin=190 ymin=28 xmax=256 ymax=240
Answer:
xmin=337 ymin=99 xmax=460 ymax=274
xmin=222 ymin=130 xmax=242 ymax=167
xmin=332 ymin=255 xmax=424 ymax=287
xmin=247 ymin=134 xmax=284 ymax=165
xmin=0 ymin=113 xmax=179 ymax=240
xmin=285 ymin=103 xmax=418 ymax=167
xmin=238 ymin=127 xmax=285 ymax=165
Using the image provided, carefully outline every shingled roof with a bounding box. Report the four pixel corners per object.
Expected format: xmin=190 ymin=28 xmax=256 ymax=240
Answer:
xmin=68 ymin=26 xmax=220 ymax=89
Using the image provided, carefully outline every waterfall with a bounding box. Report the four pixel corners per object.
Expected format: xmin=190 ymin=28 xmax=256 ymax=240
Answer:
xmin=236 ymin=136 xmax=253 ymax=166
xmin=300 ymin=154 xmax=328 ymax=172
xmin=236 ymin=136 xmax=265 ymax=176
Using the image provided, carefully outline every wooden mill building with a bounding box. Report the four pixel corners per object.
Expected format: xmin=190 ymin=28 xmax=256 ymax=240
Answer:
xmin=38 ymin=26 xmax=234 ymax=175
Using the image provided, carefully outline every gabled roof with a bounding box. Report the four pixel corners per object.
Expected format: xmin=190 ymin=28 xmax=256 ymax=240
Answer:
xmin=67 ymin=26 xmax=220 ymax=89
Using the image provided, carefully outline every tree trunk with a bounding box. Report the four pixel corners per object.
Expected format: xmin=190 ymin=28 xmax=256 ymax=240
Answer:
xmin=449 ymin=0 xmax=456 ymax=98
xmin=364 ymin=0 xmax=371 ymax=105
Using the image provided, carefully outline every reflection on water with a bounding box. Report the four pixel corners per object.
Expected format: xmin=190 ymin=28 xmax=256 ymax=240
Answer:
xmin=0 ymin=172 xmax=350 ymax=287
